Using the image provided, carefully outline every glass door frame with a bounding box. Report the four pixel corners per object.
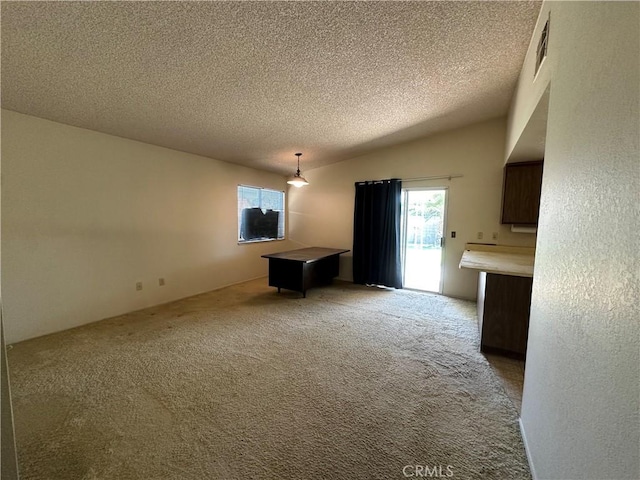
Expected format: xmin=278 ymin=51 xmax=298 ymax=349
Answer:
xmin=400 ymin=186 xmax=449 ymax=294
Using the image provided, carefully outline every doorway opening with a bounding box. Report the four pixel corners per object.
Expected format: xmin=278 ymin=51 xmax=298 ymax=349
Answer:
xmin=401 ymin=188 xmax=447 ymax=293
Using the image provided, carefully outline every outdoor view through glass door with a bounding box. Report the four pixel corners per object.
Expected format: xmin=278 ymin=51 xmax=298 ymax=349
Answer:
xmin=402 ymin=189 xmax=447 ymax=293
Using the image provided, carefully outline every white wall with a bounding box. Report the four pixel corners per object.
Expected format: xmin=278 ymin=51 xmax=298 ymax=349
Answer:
xmin=1 ymin=320 xmax=19 ymax=480
xmin=515 ymin=2 xmax=639 ymax=479
xmin=505 ymin=2 xmax=551 ymax=161
xmin=1 ymin=110 xmax=20 ymax=479
xmin=288 ymin=117 xmax=536 ymax=300
xmin=1 ymin=110 xmax=294 ymax=343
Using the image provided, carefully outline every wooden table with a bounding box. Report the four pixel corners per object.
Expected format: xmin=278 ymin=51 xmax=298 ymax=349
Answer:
xmin=261 ymin=247 xmax=349 ymax=297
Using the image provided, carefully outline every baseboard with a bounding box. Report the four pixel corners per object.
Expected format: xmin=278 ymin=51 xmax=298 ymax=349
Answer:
xmin=8 ymin=275 xmax=272 ymax=345
xmin=519 ymin=417 xmax=538 ymax=480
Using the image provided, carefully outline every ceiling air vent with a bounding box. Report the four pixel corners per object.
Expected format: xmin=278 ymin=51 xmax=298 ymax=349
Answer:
xmin=535 ymin=15 xmax=550 ymax=76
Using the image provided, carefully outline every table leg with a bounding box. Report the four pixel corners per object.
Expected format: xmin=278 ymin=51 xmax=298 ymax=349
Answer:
xmin=277 ymin=287 xmax=281 ymax=293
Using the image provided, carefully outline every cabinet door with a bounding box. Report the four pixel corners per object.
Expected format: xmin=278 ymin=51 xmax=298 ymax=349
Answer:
xmin=501 ymin=161 xmax=543 ymax=225
xmin=481 ymin=273 xmax=533 ymax=356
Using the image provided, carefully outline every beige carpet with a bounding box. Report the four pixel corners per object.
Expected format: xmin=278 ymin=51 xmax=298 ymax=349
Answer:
xmin=7 ymin=279 xmax=531 ymax=480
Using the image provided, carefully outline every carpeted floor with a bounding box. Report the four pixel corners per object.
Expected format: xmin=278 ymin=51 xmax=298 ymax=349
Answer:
xmin=7 ymin=278 xmax=531 ymax=480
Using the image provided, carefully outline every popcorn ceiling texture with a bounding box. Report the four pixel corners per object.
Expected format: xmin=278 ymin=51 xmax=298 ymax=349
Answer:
xmin=1 ymin=1 xmax=540 ymax=174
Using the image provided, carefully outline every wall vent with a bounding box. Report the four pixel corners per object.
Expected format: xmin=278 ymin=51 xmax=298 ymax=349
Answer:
xmin=535 ymin=15 xmax=550 ymax=76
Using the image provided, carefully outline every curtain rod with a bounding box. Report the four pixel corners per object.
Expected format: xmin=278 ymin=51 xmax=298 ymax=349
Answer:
xmin=355 ymin=174 xmax=463 ymax=185
xmin=402 ymin=174 xmax=463 ymax=182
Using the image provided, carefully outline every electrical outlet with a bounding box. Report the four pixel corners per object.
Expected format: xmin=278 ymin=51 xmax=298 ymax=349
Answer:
xmin=159 ymin=278 xmax=165 ymax=286
xmin=451 ymin=231 xmax=456 ymax=238
xmin=492 ymin=232 xmax=499 ymax=240
xmin=136 ymin=282 xmax=143 ymax=291
xmin=477 ymin=232 xmax=484 ymax=240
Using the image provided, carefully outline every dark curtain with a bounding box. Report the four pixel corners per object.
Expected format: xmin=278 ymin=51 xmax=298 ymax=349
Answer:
xmin=353 ymin=179 xmax=403 ymax=289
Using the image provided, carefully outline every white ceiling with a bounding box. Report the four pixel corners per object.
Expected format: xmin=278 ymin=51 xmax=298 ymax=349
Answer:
xmin=1 ymin=1 xmax=541 ymax=175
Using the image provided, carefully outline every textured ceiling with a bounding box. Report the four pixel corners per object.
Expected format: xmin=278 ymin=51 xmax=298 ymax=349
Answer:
xmin=1 ymin=1 xmax=541 ymax=175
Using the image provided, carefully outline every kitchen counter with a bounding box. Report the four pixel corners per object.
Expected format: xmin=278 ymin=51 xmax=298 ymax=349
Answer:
xmin=459 ymin=243 xmax=535 ymax=278
xmin=459 ymin=243 xmax=536 ymax=359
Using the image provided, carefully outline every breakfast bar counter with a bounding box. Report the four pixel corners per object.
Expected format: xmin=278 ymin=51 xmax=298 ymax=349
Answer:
xmin=459 ymin=244 xmax=535 ymax=277
xmin=460 ymin=244 xmax=536 ymax=359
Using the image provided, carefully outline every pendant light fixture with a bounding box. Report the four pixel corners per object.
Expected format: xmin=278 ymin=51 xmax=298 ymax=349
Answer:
xmin=286 ymin=152 xmax=309 ymax=188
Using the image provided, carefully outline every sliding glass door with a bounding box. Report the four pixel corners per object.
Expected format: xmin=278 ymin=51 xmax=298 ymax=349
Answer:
xmin=401 ymin=188 xmax=447 ymax=293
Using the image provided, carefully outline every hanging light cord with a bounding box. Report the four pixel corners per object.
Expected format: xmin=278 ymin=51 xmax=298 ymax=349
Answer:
xmin=295 ymin=153 xmax=302 ymax=176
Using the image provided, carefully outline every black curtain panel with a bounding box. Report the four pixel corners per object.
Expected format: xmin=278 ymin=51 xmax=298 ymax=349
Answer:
xmin=353 ymin=179 xmax=403 ymax=289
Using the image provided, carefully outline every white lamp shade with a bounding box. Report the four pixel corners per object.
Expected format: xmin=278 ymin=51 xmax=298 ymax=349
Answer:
xmin=287 ymin=152 xmax=309 ymax=187
xmin=287 ymin=174 xmax=309 ymax=187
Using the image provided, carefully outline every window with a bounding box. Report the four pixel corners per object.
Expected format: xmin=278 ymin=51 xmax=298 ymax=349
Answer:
xmin=535 ymin=15 xmax=549 ymax=76
xmin=237 ymin=185 xmax=285 ymax=243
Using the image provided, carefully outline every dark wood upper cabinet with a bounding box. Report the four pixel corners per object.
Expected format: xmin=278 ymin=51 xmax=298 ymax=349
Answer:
xmin=501 ymin=161 xmax=544 ymax=225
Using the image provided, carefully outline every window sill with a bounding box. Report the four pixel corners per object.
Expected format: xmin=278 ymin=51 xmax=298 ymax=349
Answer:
xmin=238 ymin=238 xmax=286 ymax=245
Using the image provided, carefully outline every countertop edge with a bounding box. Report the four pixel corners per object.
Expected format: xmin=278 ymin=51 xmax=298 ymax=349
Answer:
xmin=459 ymin=249 xmax=535 ymax=278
